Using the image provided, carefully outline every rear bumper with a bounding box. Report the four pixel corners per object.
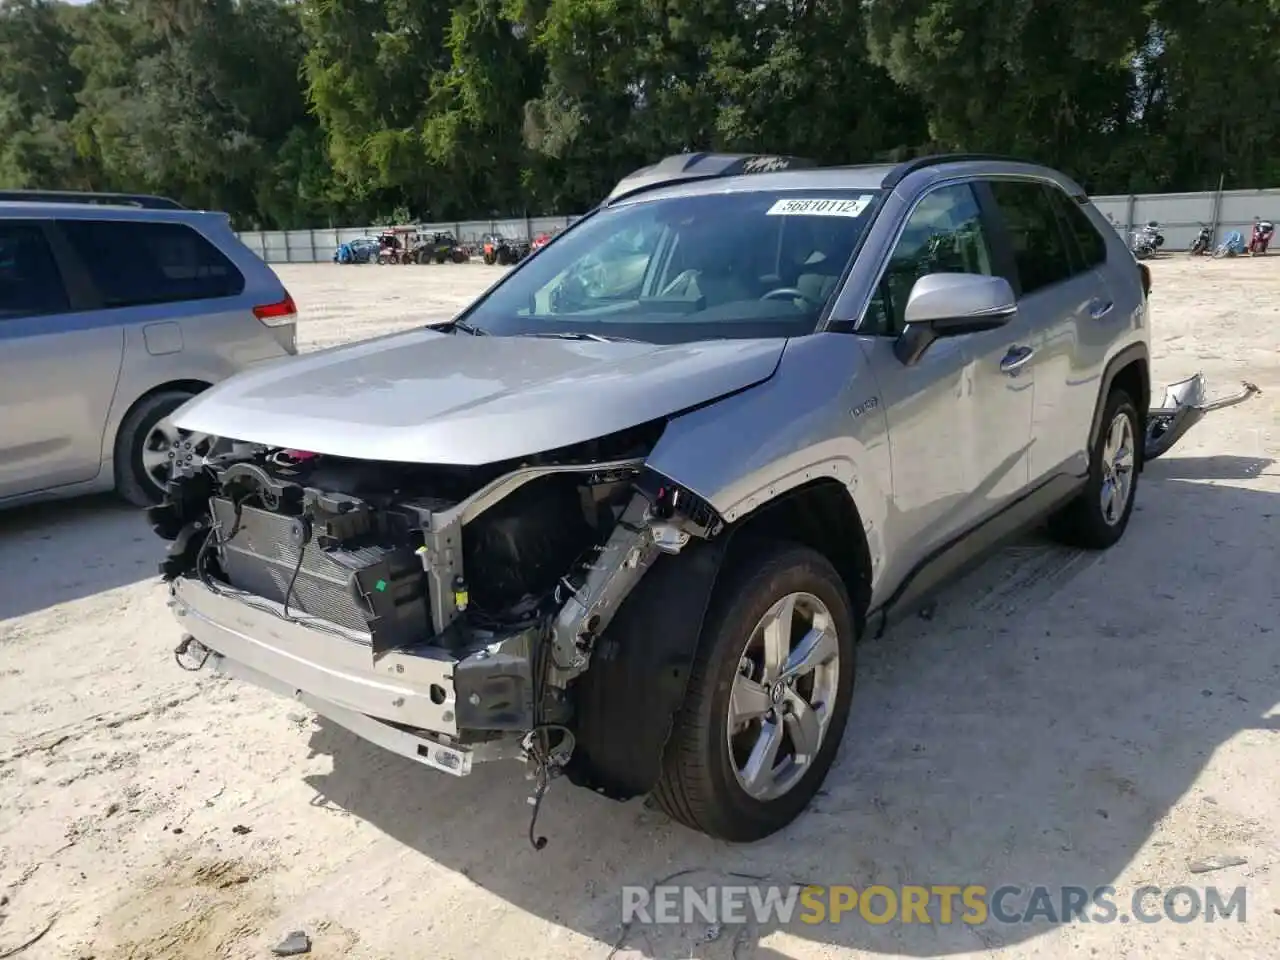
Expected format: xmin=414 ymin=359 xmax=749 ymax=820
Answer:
xmin=169 ymin=576 xmax=520 ymax=774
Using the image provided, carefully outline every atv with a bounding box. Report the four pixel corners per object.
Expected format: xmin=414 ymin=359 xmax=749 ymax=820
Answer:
xmin=413 ymin=232 xmax=470 ymax=264
xmin=480 ymin=233 xmax=528 ymax=266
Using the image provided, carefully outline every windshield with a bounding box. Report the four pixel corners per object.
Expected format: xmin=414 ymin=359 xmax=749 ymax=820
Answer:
xmin=459 ymin=189 xmax=881 ymax=344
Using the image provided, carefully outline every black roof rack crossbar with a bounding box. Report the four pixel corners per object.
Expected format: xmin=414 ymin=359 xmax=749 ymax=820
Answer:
xmin=880 ymin=153 xmax=1032 ymax=189
xmin=604 ymin=152 xmax=817 ymax=204
xmin=0 ymin=189 xmax=185 ymax=210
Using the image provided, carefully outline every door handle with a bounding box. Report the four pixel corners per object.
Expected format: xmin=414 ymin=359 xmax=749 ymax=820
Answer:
xmin=1089 ymin=298 xmax=1115 ymax=320
xmin=999 ymin=345 xmax=1035 ymax=374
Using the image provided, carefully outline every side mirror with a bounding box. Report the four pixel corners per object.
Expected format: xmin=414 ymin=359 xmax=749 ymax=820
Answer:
xmin=893 ymin=273 xmax=1018 ymax=366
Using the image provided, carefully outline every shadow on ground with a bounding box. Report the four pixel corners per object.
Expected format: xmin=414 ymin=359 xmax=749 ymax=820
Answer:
xmin=0 ymin=495 xmax=155 ymax=621
xmin=300 ymin=472 xmax=1278 ymax=957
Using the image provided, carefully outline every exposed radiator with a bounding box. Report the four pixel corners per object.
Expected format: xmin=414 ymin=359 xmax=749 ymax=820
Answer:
xmin=209 ymin=497 xmax=430 ymax=651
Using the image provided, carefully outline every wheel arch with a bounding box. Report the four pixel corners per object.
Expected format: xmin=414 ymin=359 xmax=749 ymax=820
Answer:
xmin=1088 ymin=343 xmax=1150 ymax=470
xmin=106 ymin=378 xmax=213 ymax=468
xmin=565 ymin=478 xmax=872 ymax=801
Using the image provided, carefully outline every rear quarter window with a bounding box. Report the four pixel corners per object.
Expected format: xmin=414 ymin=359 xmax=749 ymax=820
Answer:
xmin=1051 ymin=191 xmax=1108 ymax=270
xmin=58 ymin=219 xmax=245 ymax=309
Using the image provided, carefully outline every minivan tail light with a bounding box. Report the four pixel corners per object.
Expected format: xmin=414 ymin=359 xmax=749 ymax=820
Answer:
xmin=253 ymin=293 xmax=297 ymax=326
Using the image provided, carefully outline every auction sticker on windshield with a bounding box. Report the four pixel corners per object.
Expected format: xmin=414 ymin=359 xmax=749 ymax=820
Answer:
xmin=766 ymin=196 xmax=874 ymax=218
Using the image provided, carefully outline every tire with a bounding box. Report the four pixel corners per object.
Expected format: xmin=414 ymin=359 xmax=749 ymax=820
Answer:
xmin=652 ymin=540 xmax=858 ymax=841
xmin=1047 ymin=388 xmax=1140 ymax=549
xmin=113 ymin=389 xmax=203 ymax=508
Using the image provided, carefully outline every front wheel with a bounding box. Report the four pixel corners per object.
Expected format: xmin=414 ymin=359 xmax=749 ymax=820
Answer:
xmin=652 ymin=541 xmax=857 ymax=841
xmin=1047 ymin=389 xmax=1140 ymax=549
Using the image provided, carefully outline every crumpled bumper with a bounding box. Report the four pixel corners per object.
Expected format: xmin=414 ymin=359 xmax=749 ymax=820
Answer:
xmin=1144 ymin=374 xmax=1261 ymax=462
xmin=168 ymin=576 xmax=519 ymax=775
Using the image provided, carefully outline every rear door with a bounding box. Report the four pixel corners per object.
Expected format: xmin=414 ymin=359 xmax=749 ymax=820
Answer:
xmin=55 ymin=217 xmax=291 ymax=372
xmin=1046 ymin=188 xmax=1138 ymax=450
xmin=0 ymin=219 xmax=125 ymax=498
xmin=982 ymin=179 xmax=1114 ymax=482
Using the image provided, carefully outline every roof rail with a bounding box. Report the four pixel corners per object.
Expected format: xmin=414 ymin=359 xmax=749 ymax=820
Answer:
xmin=604 ymin=152 xmax=817 ymax=204
xmin=0 ymin=189 xmax=186 ymax=210
xmin=880 ymin=153 xmax=1032 ymax=189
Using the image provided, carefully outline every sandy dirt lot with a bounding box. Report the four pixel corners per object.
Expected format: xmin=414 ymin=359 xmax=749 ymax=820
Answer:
xmin=1 ymin=258 xmax=1277 ymax=960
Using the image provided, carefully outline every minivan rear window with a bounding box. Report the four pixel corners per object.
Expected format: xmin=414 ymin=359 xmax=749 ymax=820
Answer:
xmin=0 ymin=221 xmax=70 ymax=319
xmin=59 ymin=219 xmax=245 ymax=309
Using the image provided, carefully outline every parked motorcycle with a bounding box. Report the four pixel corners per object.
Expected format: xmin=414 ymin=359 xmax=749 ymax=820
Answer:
xmin=1249 ymin=217 xmax=1274 ymax=256
xmin=1189 ymin=224 xmax=1213 ymax=256
xmin=1130 ymin=220 xmax=1165 ymax=260
xmin=1214 ymin=231 xmax=1246 ymax=258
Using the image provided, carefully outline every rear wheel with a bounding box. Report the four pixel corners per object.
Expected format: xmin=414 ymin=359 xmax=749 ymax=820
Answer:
xmin=1048 ymin=388 xmax=1140 ymax=549
xmin=114 ymin=390 xmax=210 ymax=507
xmin=652 ymin=541 xmax=857 ymax=841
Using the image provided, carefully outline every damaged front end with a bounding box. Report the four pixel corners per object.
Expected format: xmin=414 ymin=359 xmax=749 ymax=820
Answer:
xmin=1145 ymin=374 xmax=1261 ymax=461
xmin=151 ymin=421 xmax=723 ymax=843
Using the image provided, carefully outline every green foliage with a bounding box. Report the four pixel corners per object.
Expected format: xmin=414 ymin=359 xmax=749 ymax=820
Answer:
xmin=0 ymin=0 xmax=1276 ymax=228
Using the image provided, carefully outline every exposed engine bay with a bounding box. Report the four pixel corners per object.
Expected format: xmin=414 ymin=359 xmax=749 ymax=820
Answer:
xmin=150 ymin=422 xmax=721 ymax=846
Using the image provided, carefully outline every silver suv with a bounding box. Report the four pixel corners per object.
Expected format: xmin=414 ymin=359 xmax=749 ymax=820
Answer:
xmin=156 ymin=153 xmax=1195 ymax=844
xmin=0 ymin=191 xmax=298 ymax=508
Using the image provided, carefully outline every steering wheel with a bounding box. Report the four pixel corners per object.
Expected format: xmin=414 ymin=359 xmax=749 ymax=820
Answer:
xmin=760 ymin=287 xmax=819 ymax=308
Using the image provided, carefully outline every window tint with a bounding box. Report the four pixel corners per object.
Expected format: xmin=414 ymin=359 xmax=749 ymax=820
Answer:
xmin=1051 ymin=190 xmax=1107 ymax=269
xmin=59 ymin=219 xmax=244 ymax=308
xmin=0 ymin=221 xmax=71 ymax=319
xmin=987 ymin=181 xmax=1076 ymax=295
xmin=863 ymin=183 xmax=993 ymax=336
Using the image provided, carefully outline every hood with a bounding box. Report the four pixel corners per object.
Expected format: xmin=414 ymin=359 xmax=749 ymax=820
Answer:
xmin=172 ymin=328 xmax=785 ymax=465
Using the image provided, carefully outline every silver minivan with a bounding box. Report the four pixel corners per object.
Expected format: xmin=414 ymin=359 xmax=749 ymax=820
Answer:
xmin=0 ymin=192 xmax=298 ymax=508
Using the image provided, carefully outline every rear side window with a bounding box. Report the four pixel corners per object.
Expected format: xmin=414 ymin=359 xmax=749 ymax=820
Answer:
xmin=1049 ymin=190 xmax=1108 ymax=270
xmin=58 ymin=219 xmax=245 ymax=308
xmin=0 ymin=220 xmax=71 ymax=319
xmin=986 ymin=181 xmax=1077 ymax=295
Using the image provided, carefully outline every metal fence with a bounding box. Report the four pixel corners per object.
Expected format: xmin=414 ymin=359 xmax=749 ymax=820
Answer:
xmin=235 ymin=187 xmax=1280 ymax=263
xmin=237 ymin=215 xmax=580 ymax=264
xmin=1088 ymin=188 xmax=1279 ymax=252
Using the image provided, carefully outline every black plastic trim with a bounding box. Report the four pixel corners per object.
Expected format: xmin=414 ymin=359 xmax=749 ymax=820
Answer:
xmin=1087 ymin=342 xmax=1151 ymax=457
xmin=565 ymin=536 xmax=732 ymax=799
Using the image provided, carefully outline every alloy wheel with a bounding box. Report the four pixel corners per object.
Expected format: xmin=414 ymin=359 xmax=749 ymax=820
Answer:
xmin=726 ymin=591 xmax=842 ymax=802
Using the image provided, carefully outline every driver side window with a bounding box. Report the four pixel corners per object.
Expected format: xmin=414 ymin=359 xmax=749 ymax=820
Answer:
xmin=863 ymin=183 xmax=993 ymax=337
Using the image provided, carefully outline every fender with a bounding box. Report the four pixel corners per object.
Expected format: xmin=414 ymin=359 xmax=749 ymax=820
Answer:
xmin=1086 ymin=341 xmax=1151 ymax=462
xmin=566 ymin=535 xmax=732 ymax=799
xmin=644 ymin=333 xmax=892 ymax=591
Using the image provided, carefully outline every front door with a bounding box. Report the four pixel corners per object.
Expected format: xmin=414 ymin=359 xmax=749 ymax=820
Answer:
xmin=861 ymin=181 xmax=1035 ymax=587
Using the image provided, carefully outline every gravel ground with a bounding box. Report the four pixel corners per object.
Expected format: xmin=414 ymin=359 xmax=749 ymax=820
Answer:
xmin=1 ymin=257 xmax=1277 ymax=960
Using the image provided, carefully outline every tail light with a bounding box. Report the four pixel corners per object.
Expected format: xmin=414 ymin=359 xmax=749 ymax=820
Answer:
xmin=1138 ymin=263 xmax=1151 ymax=298
xmin=253 ymin=293 xmax=297 ymax=327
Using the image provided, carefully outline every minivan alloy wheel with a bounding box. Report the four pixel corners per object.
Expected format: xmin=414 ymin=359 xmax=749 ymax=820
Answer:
xmin=727 ymin=591 xmax=841 ymax=802
xmin=142 ymin=419 xmax=211 ymax=494
xmin=1099 ymin=411 xmax=1135 ymax=526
